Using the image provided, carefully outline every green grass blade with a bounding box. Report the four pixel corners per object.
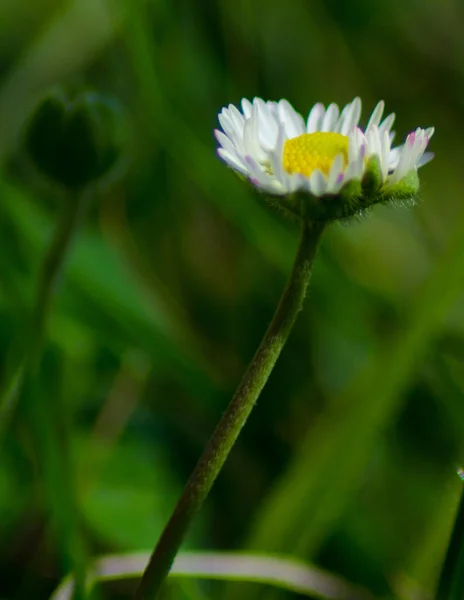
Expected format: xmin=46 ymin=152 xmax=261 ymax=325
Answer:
xmin=49 ymin=551 xmax=372 ymax=600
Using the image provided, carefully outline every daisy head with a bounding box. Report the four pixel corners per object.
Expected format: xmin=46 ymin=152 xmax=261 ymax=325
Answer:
xmin=215 ymin=97 xmax=434 ymax=222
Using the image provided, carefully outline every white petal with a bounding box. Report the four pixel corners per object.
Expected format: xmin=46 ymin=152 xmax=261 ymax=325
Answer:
xmin=245 ymin=156 xmax=286 ymax=194
xmin=327 ymin=154 xmax=345 ymax=194
xmin=366 ymin=125 xmax=381 ymax=158
xmin=339 ymin=97 xmax=362 ymax=135
xmin=218 ymin=111 xmax=236 ymax=139
xmin=243 ymin=154 xmax=265 ymax=180
xmin=255 ymin=179 xmax=287 ymax=194
xmin=425 ymin=126 xmax=435 ymax=140
xmin=266 ymin=101 xmax=279 ymax=119
xmin=345 ymin=143 xmax=365 ymax=181
xmin=321 ymin=103 xmax=340 ymax=132
xmin=380 ymin=130 xmax=391 ymax=179
xmin=268 ymin=124 xmax=287 ymax=185
xmin=244 ymin=155 xmax=275 ymax=188
xmin=350 ymin=97 xmax=362 ymax=128
xmin=307 ymin=169 xmax=328 ymax=196
xmin=366 ymin=100 xmax=384 ymax=131
xmin=307 ymin=103 xmax=325 ymax=133
xmin=278 ymin=99 xmax=305 ymax=138
xmin=218 ymin=111 xmax=243 ymax=151
xmin=418 ymin=151 xmax=434 ymax=167
xmin=387 ymin=127 xmax=433 ymax=185
xmin=388 ymin=145 xmax=401 ymax=169
xmin=254 ymin=98 xmax=279 ymax=148
xmin=334 ymin=101 xmax=351 ymax=133
xmin=348 ymin=128 xmax=366 ymax=162
xmin=332 ymin=173 xmax=347 ymax=194
xmin=243 ymin=117 xmax=261 ymax=160
xmin=415 ymin=129 xmax=428 ymax=155
xmin=379 ymin=113 xmax=396 ymax=136
xmin=389 ymin=136 xmax=414 ymax=183
xmin=228 ymin=104 xmax=245 ymax=131
xmin=241 ymin=98 xmax=252 ymax=119
xmin=217 ymin=148 xmax=248 ymax=176
xmin=286 ymin=173 xmax=307 ymax=194
xmin=214 ymin=129 xmax=236 ymax=154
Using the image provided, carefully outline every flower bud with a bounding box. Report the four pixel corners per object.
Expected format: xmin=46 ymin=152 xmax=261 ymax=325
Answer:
xmin=24 ymin=89 xmax=127 ymax=189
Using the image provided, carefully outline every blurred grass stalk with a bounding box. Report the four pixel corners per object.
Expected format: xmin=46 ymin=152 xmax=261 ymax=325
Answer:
xmin=0 ymin=189 xmax=88 ymax=429
xmin=123 ymin=0 xmax=294 ymax=273
xmin=0 ymin=189 xmax=90 ymax=598
xmin=435 ymin=481 xmax=464 ymax=600
xmin=0 ymin=178 xmax=218 ymax=402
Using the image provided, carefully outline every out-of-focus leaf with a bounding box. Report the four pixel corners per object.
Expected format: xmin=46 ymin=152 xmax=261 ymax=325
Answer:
xmin=245 ymin=206 xmax=464 ymax=559
xmin=50 ymin=550 xmax=372 ymax=600
xmin=78 ymin=436 xmax=185 ymax=550
xmin=0 ymin=179 xmax=216 ymax=395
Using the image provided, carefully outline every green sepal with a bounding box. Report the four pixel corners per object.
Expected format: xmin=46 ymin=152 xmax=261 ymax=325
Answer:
xmin=362 ymin=155 xmax=383 ymax=198
xmin=249 ymin=166 xmax=421 ymax=226
xmin=261 ymin=177 xmax=365 ymax=224
xmin=266 ymin=193 xmax=302 ymax=223
xmin=379 ymin=169 xmax=420 ymax=202
xmin=338 ymin=178 xmax=362 ymax=210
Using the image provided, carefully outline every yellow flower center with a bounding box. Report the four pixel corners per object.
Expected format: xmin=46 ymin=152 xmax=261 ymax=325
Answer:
xmin=283 ymin=132 xmax=349 ymax=177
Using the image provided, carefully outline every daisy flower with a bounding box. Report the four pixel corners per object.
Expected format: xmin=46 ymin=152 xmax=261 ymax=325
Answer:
xmin=215 ymin=97 xmax=434 ymax=221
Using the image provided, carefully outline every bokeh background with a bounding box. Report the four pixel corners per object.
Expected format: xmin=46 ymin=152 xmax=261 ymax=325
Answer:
xmin=1 ymin=0 xmax=464 ymax=598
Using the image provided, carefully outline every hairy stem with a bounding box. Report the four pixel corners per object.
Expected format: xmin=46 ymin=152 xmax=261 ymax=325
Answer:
xmin=133 ymin=220 xmax=325 ymax=600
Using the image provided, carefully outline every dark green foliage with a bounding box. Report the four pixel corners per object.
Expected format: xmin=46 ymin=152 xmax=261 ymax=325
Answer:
xmin=0 ymin=0 xmax=462 ymax=599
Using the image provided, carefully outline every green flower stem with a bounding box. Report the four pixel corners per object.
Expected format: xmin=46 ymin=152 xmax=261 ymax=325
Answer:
xmin=28 ymin=189 xmax=88 ymax=371
xmin=435 ymin=481 xmax=464 ymax=600
xmin=25 ymin=189 xmax=90 ymax=600
xmin=0 ymin=189 xmax=88 ymax=426
xmin=133 ymin=220 xmax=325 ymax=600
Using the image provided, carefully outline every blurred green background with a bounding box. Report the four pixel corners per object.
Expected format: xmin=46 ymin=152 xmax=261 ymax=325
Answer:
xmin=1 ymin=0 xmax=464 ymax=598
